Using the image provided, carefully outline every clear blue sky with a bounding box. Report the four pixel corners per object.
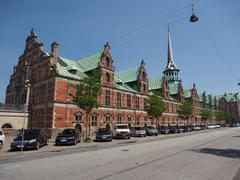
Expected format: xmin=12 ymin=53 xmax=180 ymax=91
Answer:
xmin=0 ymin=0 xmax=239 ymax=103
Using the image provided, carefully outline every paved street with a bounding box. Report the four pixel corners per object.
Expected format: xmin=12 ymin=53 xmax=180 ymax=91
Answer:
xmin=0 ymin=127 xmax=240 ymax=180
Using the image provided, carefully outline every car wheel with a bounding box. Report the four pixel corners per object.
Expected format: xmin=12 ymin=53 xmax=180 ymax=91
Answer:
xmin=35 ymin=142 xmax=40 ymax=150
xmin=128 ymin=136 xmax=130 ymax=139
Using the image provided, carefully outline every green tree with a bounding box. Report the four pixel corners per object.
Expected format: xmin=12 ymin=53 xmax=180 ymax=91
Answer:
xmin=147 ymin=93 xmax=165 ymax=124
xmin=178 ymin=101 xmax=193 ymax=125
xmin=201 ymin=109 xmax=212 ymax=124
xmin=216 ymin=111 xmax=225 ymax=123
xmin=75 ymin=69 xmax=102 ymax=141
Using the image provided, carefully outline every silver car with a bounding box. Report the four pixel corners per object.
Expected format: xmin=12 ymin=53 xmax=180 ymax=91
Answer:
xmin=132 ymin=127 xmax=146 ymax=137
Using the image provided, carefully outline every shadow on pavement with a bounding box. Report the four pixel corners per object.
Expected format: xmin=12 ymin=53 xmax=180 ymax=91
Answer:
xmin=192 ymin=148 xmax=240 ymax=158
xmin=232 ymin=136 xmax=240 ymax=138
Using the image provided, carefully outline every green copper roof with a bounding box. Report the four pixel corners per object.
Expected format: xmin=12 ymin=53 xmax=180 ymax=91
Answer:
xmin=222 ymin=93 xmax=239 ymax=102
xmin=169 ymin=82 xmax=179 ymax=95
xmin=149 ymin=76 xmax=162 ymax=90
xmin=114 ymin=82 xmax=138 ymax=93
xmin=57 ymin=57 xmax=87 ymax=80
xmin=116 ymin=67 xmax=140 ymax=83
xmin=184 ymin=89 xmax=191 ymax=98
xmin=77 ymin=52 xmax=102 ymax=72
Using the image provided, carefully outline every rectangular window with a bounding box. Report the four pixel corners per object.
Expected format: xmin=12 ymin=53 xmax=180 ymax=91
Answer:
xmin=117 ymin=93 xmax=121 ymax=108
xmin=135 ymin=96 xmax=139 ymax=109
xmin=144 ymin=98 xmax=148 ymax=110
xmin=128 ymin=116 xmax=132 ymax=122
xmin=127 ymin=95 xmax=131 ymax=109
xmin=91 ymin=115 xmax=98 ymax=127
xmin=136 ymin=117 xmax=140 ymax=125
xmin=117 ymin=116 xmax=122 ymax=124
xmin=105 ymin=90 xmax=110 ymax=106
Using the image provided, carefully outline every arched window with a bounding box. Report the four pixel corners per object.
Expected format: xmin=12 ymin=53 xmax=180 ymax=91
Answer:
xmin=143 ymin=84 xmax=146 ymax=92
xmin=136 ymin=116 xmax=140 ymax=125
xmin=117 ymin=116 xmax=122 ymax=124
xmin=91 ymin=113 xmax=98 ymax=127
xmin=142 ymin=72 xmax=146 ymax=79
xmin=106 ymin=57 xmax=110 ymax=67
xmin=75 ymin=112 xmax=82 ymax=123
xmin=105 ymin=115 xmax=111 ymax=123
xmin=2 ymin=123 xmax=12 ymax=129
xmin=106 ymin=73 xmax=110 ymax=82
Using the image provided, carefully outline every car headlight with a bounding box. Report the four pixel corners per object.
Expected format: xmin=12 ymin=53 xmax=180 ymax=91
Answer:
xmin=29 ymin=139 xmax=37 ymax=144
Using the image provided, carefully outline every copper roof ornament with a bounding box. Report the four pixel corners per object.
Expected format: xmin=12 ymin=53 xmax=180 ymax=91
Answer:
xmin=190 ymin=4 xmax=199 ymax=23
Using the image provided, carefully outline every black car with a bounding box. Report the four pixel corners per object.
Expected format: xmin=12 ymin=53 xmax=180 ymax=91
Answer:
xmin=11 ymin=129 xmax=49 ymax=151
xmin=55 ymin=128 xmax=80 ymax=145
xmin=95 ymin=128 xmax=113 ymax=142
xmin=177 ymin=126 xmax=184 ymax=133
xmin=182 ymin=126 xmax=192 ymax=132
xmin=169 ymin=126 xmax=179 ymax=134
xmin=158 ymin=126 xmax=170 ymax=134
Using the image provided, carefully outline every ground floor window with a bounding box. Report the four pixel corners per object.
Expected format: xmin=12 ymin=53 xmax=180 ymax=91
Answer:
xmin=117 ymin=116 xmax=122 ymax=124
xmin=75 ymin=112 xmax=82 ymax=123
xmin=136 ymin=116 xmax=140 ymax=125
xmin=91 ymin=114 xmax=98 ymax=127
xmin=105 ymin=115 xmax=111 ymax=123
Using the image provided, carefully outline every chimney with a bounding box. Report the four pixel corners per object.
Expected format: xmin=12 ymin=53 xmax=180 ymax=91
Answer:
xmin=51 ymin=41 xmax=59 ymax=58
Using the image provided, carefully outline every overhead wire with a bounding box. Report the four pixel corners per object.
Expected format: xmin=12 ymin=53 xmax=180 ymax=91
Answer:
xmin=111 ymin=0 xmax=226 ymax=49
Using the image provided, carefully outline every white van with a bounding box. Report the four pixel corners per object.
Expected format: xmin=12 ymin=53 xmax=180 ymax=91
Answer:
xmin=113 ymin=124 xmax=131 ymax=139
xmin=0 ymin=130 xmax=5 ymax=149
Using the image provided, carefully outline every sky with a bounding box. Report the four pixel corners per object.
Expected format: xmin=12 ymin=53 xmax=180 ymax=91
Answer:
xmin=0 ymin=0 xmax=239 ymax=103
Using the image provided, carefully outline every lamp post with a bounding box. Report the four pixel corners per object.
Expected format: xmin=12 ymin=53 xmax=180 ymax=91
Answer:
xmin=21 ymin=61 xmax=30 ymax=152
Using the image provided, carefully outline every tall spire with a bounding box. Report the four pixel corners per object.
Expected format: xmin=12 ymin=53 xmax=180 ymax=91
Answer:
xmin=166 ymin=22 xmax=177 ymax=70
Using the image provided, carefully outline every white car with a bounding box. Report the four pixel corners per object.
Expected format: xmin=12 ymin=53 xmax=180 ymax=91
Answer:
xmin=0 ymin=130 xmax=5 ymax=148
xmin=113 ymin=124 xmax=131 ymax=139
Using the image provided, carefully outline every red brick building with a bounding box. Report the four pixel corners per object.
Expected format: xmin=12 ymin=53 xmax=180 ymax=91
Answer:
xmin=5 ymin=29 xmax=240 ymax=136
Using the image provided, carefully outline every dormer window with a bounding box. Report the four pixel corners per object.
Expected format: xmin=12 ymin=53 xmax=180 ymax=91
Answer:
xmin=106 ymin=57 xmax=110 ymax=67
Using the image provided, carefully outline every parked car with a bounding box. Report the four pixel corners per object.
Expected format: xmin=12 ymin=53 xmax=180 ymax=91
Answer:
xmin=131 ymin=127 xmax=146 ymax=137
xmin=11 ymin=129 xmax=48 ymax=151
xmin=192 ymin=125 xmax=201 ymax=131
xmin=113 ymin=124 xmax=131 ymax=139
xmin=206 ymin=125 xmax=216 ymax=129
xmin=177 ymin=126 xmax=184 ymax=133
xmin=182 ymin=126 xmax=192 ymax=132
xmin=158 ymin=126 xmax=170 ymax=134
xmin=55 ymin=128 xmax=80 ymax=145
xmin=199 ymin=125 xmax=207 ymax=130
xmin=145 ymin=126 xmax=158 ymax=136
xmin=0 ymin=130 xmax=5 ymax=149
xmin=169 ymin=126 xmax=179 ymax=134
xmin=95 ymin=128 xmax=113 ymax=142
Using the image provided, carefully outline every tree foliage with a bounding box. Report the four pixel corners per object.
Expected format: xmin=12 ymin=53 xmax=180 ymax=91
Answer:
xmin=216 ymin=111 xmax=236 ymax=123
xmin=75 ymin=69 xmax=102 ymax=139
xmin=201 ymin=109 xmax=212 ymax=120
xmin=178 ymin=101 xmax=193 ymax=119
xmin=147 ymin=93 xmax=165 ymax=119
xmin=76 ymin=69 xmax=102 ymax=113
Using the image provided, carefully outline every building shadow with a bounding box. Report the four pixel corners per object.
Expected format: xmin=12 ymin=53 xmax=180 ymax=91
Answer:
xmin=192 ymin=148 xmax=240 ymax=158
xmin=232 ymin=136 xmax=240 ymax=138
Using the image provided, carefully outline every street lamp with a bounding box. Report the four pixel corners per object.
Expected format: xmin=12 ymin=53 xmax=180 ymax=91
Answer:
xmin=21 ymin=61 xmax=30 ymax=152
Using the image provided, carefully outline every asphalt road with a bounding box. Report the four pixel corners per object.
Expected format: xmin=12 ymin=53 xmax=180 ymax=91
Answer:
xmin=0 ymin=127 xmax=240 ymax=180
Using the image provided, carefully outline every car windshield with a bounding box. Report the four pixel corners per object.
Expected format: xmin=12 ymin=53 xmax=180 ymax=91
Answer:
xmin=135 ymin=127 xmax=144 ymax=130
xmin=62 ymin=129 xmax=75 ymax=134
xmin=116 ymin=125 xmax=128 ymax=129
xmin=15 ymin=130 xmax=39 ymax=140
xmin=148 ymin=126 xmax=155 ymax=129
xmin=98 ymin=128 xmax=109 ymax=133
xmin=161 ymin=126 xmax=168 ymax=129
